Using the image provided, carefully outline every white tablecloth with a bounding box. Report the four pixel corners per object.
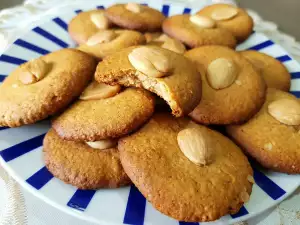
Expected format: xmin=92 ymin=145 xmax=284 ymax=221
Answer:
xmin=1 ymin=0 xmax=300 ymax=224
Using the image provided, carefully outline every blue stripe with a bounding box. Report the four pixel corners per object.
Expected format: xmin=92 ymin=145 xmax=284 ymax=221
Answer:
xmin=0 ymin=134 xmax=45 ymax=162
xmin=0 ymin=74 xmax=6 ymax=82
xmin=67 ymin=189 xmax=96 ymax=211
xmin=26 ymin=166 xmax=53 ymax=190
xmin=179 ymin=222 xmax=199 ymax=225
xmin=123 ymin=185 xmax=146 ymax=225
xmin=291 ymin=72 xmax=300 ymax=79
xmin=290 ymin=91 xmax=300 ymax=98
xmin=141 ymin=3 xmax=148 ymax=6
xmin=0 ymin=54 xmax=26 ymax=65
xmin=247 ymin=40 xmax=274 ymax=51
xmin=162 ymin=5 xmax=170 ymax=17
xmin=14 ymin=39 xmax=50 ymax=55
xmin=0 ymin=127 xmax=9 ymax=131
xmin=231 ymin=206 xmax=249 ymax=219
xmin=253 ymin=168 xmax=286 ymax=200
xmin=183 ymin=8 xmax=191 ymax=14
xmin=33 ymin=27 xmax=68 ymax=48
xmin=53 ymin=17 xmax=68 ymax=32
xmin=75 ymin=9 xmax=82 ymax=14
xmin=97 ymin=5 xmax=105 ymax=9
xmin=276 ymin=55 xmax=292 ymax=63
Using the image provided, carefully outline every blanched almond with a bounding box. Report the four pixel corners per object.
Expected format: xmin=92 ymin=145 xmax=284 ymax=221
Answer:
xmin=86 ymin=30 xmax=117 ymax=46
xmin=86 ymin=139 xmax=117 ymax=150
xmin=80 ymin=81 xmax=121 ymax=100
xmin=19 ymin=58 xmax=49 ymax=85
xmin=126 ymin=2 xmax=141 ymax=13
xmin=211 ymin=7 xmax=238 ymax=21
xmin=90 ymin=12 xmax=109 ymax=29
xmin=162 ymin=38 xmax=186 ymax=54
xmin=190 ymin=15 xmax=216 ymax=28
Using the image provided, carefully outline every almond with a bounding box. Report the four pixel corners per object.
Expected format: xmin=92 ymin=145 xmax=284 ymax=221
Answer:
xmin=268 ymin=99 xmax=300 ymax=125
xmin=86 ymin=139 xmax=117 ymax=150
xmin=19 ymin=58 xmax=49 ymax=85
xmin=125 ymin=2 xmax=141 ymax=13
xmin=80 ymin=81 xmax=121 ymax=100
xmin=90 ymin=12 xmax=109 ymax=29
xmin=211 ymin=7 xmax=238 ymax=21
xmin=207 ymin=58 xmax=238 ymax=90
xmin=177 ymin=127 xmax=214 ymax=166
xmin=247 ymin=175 xmax=255 ymax=184
xmin=189 ymin=15 xmax=216 ymax=28
xmin=128 ymin=47 xmax=172 ymax=78
xmin=162 ymin=38 xmax=186 ymax=54
xmin=86 ymin=30 xmax=117 ymax=46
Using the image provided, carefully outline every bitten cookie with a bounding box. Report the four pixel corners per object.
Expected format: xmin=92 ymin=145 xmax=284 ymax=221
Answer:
xmin=197 ymin=4 xmax=253 ymax=42
xmin=227 ymin=88 xmax=300 ymax=174
xmin=52 ymin=83 xmax=155 ymax=141
xmin=0 ymin=49 xmax=96 ymax=127
xmin=118 ymin=113 xmax=253 ymax=222
xmin=68 ymin=9 xmax=113 ymax=44
xmin=185 ymin=45 xmax=266 ymax=125
xmin=43 ymin=129 xmax=130 ymax=189
xmin=241 ymin=50 xmax=291 ymax=91
xmin=95 ymin=46 xmax=202 ymax=117
xmin=105 ymin=3 xmax=165 ymax=32
xmin=162 ymin=14 xmax=237 ymax=48
xmin=78 ymin=29 xmax=146 ymax=60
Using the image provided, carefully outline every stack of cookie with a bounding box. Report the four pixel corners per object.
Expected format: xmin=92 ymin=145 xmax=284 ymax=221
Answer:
xmin=0 ymin=2 xmax=299 ymax=223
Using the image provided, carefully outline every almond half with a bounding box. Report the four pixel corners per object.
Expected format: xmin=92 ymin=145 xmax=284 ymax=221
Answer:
xmin=211 ymin=7 xmax=238 ymax=21
xmin=125 ymin=3 xmax=141 ymax=13
xmin=19 ymin=58 xmax=49 ymax=85
xmin=80 ymin=81 xmax=121 ymax=100
xmin=86 ymin=30 xmax=118 ymax=46
xmin=161 ymin=38 xmax=186 ymax=54
xmin=86 ymin=139 xmax=117 ymax=150
xmin=90 ymin=12 xmax=109 ymax=29
xmin=189 ymin=15 xmax=216 ymax=28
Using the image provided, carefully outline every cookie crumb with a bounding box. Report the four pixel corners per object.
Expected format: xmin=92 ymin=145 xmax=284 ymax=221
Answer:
xmin=263 ymin=142 xmax=272 ymax=151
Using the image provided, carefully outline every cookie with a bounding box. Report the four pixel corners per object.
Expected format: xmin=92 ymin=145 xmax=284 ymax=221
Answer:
xmin=43 ymin=129 xmax=130 ymax=189
xmin=105 ymin=3 xmax=165 ymax=32
xmin=0 ymin=49 xmax=96 ymax=127
xmin=227 ymin=88 xmax=300 ymax=174
xmin=78 ymin=29 xmax=146 ymax=60
xmin=197 ymin=4 xmax=253 ymax=42
xmin=241 ymin=50 xmax=291 ymax=91
xmin=95 ymin=46 xmax=202 ymax=117
xmin=118 ymin=113 xmax=253 ymax=222
xmin=52 ymin=84 xmax=155 ymax=141
xmin=68 ymin=9 xmax=113 ymax=45
xmin=162 ymin=14 xmax=237 ymax=48
xmin=185 ymin=45 xmax=266 ymax=125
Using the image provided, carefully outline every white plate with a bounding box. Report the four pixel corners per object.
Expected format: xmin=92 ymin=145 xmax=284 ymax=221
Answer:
xmin=0 ymin=1 xmax=300 ymax=225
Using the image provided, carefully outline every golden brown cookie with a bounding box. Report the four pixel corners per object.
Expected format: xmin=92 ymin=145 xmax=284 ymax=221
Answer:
xmin=241 ymin=50 xmax=291 ymax=91
xmin=43 ymin=129 xmax=130 ymax=189
xmin=68 ymin=9 xmax=113 ymax=45
xmin=197 ymin=4 xmax=253 ymax=42
xmin=185 ymin=45 xmax=266 ymax=125
xmin=162 ymin=14 xmax=237 ymax=48
xmin=227 ymin=88 xmax=300 ymax=174
xmin=52 ymin=85 xmax=155 ymax=141
xmin=105 ymin=3 xmax=165 ymax=32
xmin=95 ymin=46 xmax=202 ymax=117
xmin=0 ymin=49 xmax=96 ymax=127
xmin=118 ymin=113 xmax=253 ymax=222
xmin=78 ymin=29 xmax=146 ymax=60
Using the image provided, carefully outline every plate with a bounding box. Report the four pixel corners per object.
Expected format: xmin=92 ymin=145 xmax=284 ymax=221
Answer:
xmin=0 ymin=1 xmax=300 ymax=225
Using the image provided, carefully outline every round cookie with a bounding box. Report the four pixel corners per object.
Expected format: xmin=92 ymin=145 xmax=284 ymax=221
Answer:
xmin=241 ymin=50 xmax=291 ymax=91
xmin=197 ymin=4 xmax=253 ymax=42
xmin=68 ymin=9 xmax=113 ymax=44
xmin=78 ymin=29 xmax=146 ymax=60
xmin=105 ymin=3 xmax=165 ymax=32
xmin=162 ymin=14 xmax=237 ymax=49
xmin=227 ymin=88 xmax=300 ymax=174
xmin=118 ymin=113 xmax=253 ymax=222
xmin=44 ymin=129 xmax=130 ymax=189
xmin=52 ymin=86 xmax=155 ymax=141
xmin=0 ymin=49 xmax=97 ymax=127
xmin=95 ymin=46 xmax=202 ymax=117
xmin=185 ymin=45 xmax=266 ymax=125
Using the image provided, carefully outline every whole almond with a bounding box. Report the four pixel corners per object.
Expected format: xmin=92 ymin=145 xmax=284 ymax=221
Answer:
xmin=80 ymin=81 xmax=121 ymax=100
xmin=86 ymin=30 xmax=117 ymax=46
xmin=268 ymin=99 xmax=300 ymax=125
xmin=189 ymin=15 xmax=216 ymax=28
xmin=90 ymin=12 xmax=109 ymax=29
xmin=177 ymin=127 xmax=214 ymax=166
xmin=19 ymin=58 xmax=49 ymax=85
xmin=86 ymin=139 xmax=117 ymax=150
xmin=162 ymin=38 xmax=186 ymax=54
xmin=211 ymin=7 xmax=238 ymax=21
xmin=125 ymin=2 xmax=141 ymax=13
xmin=128 ymin=47 xmax=172 ymax=78
xmin=207 ymin=58 xmax=238 ymax=90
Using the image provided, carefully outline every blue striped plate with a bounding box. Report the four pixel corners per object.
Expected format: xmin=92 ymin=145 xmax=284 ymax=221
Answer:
xmin=0 ymin=1 xmax=300 ymax=224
